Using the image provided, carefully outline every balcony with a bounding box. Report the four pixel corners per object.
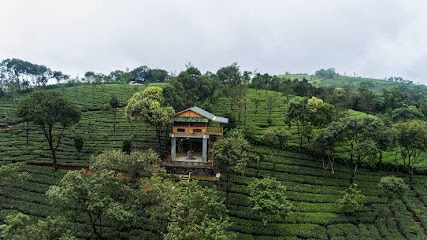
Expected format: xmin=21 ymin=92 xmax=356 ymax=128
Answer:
xmin=172 ymin=126 xmax=223 ymax=135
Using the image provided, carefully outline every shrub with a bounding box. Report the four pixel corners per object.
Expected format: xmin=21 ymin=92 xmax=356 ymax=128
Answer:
xmin=122 ymin=139 xmax=132 ymax=154
xmin=248 ymin=177 xmax=292 ymax=225
xmin=379 ymin=176 xmax=408 ymax=199
xmin=337 ymin=184 xmax=366 ymax=214
xmin=73 ymin=135 xmax=84 ymax=153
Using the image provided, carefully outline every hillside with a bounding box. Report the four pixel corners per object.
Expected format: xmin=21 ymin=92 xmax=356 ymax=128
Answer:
xmin=280 ymin=73 xmax=427 ymax=93
xmin=1 ymin=84 xmax=427 ymax=239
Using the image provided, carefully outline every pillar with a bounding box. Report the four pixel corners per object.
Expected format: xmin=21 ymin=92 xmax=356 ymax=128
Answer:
xmin=202 ymin=136 xmax=208 ymax=162
xmin=171 ymin=136 xmax=176 ymax=161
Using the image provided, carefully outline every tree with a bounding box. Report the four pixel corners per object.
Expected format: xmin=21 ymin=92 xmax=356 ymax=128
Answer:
xmin=248 ymin=177 xmax=292 ymax=226
xmin=0 ymin=163 xmax=29 ymax=199
xmin=17 ymin=91 xmax=81 ymax=170
xmin=262 ymin=127 xmax=290 ymax=174
xmin=47 ymin=169 xmax=141 ymax=239
xmin=122 ymin=139 xmax=132 ymax=154
xmin=73 ymin=135 xmax=84 ymax=157
xmin=393 ymin=120 xmax=427 ymax=182
xmin=323 ymin=116 xmax=385 ymax=183
xmin=392 ymin=106 xmax=425 ymax=123
xmin=84 ymin=71 xmax=97 ymax=106
xmin=356 ymin=86 xmax=379 ymax=113
xmin=379 ymin=176 xmax=408 ymax=200
xmin=284 ymin=97 xmax=309 ymax=153
xmin=217 ymin=63 xmax=243 ymax=113
xmin=315 ymin=68 xmax=338 ymax=79
xmin=164 ymin=181 xmax=233 ymax=240
xmin=212 ymin=130 xmax=252 ymax=206
xmin=53 ymin=71 xmax=69 ymax=85
xmin=337 ymin=184 xmax=366 ymax=214
xmin=0 ymin=213 xmax=75 ymax=240
xmin=306 ymin=96 xmax=335 ymax=128
xmin=312 ymin=128 xmax=339 ymax=174
xmin=125 ymin=87 xmax=175 ymax=149
xmin=16 ymin=99 xmax=32 ymax=146
xmin=266 ymin=95 xmax=276 ymax=125
xmin=251 ymin=97 xmax=262 ymax=114
xmin=163 ymin=66 xmax=218 ymax=111
xmin=109 ymin=95 xmax=120 ymax=132
xmin=90 ymin=149 xmax=159 ymax=184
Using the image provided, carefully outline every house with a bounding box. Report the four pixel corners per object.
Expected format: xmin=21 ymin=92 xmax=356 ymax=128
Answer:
xmin=161 ymin=106 xmax=228 ymax=175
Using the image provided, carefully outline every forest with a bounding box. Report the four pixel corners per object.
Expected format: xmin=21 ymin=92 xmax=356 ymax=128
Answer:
xmin=2 ymin=58 xmax=427 ymax=239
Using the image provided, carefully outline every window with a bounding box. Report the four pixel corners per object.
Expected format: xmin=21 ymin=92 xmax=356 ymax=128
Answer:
xmin=177 ymin=128 xmax=186 ymax=132
xmin=193 ymin=129 xmax=202 ymax=133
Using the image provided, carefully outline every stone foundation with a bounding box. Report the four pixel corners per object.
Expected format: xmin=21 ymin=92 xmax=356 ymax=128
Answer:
xmin=160 ymin=161 xmax=215 ymax=175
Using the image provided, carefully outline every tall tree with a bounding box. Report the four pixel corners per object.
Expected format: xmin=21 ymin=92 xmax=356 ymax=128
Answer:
xmin=90 ymin=149 xmax=159 ymax=184
xmin=109 ymin=95 xmax=120 ymax=133
xmin=284 ymin=97 xmax=309 ymax=153
xmin=212 ymin=130 xmax=252 ymax=206
xmin=125 ymin=87 xmax=175 ymax=149
xmin=391 ymin=106 xmax=425 ymax=123
xmin=248 ymin=177 xmax=292 ymax=226
xmin=394 ymin=120 xmax=427 ymax=182
xmin=324 ymin=116 xmax=385 ymax=183
xmin=17 ymin=91 xmax=81 ymax=170
xmin=164 ymin=181 xmax=232 ymax=240
xmin=262 ymin=127 xmax=290 ymax=175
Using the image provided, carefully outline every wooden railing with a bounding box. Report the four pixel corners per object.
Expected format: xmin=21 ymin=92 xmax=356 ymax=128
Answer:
xmin=172 ymin=126 xmax=223 ymax=135
xmin=207 ymin=127 xmax=223 ymax=134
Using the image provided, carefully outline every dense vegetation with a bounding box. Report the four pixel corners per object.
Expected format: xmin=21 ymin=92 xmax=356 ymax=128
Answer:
xmin=2 ymin=59 xmax=427 ymax=239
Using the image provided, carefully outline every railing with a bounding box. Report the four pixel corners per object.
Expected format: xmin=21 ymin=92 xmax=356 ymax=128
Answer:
xmin=172 ymin=126 xmax=223 ymax=135
xmin=207 ymin=127 xmax=223 ymax=134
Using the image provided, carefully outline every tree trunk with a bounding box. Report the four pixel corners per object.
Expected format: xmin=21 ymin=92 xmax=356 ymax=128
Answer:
xmin=394 ymin=150 xmax=398 ymax=172
xmin=113 ymin=109 xmax=116 ymax=133
xmin=225 ymin=174 xmax=231 ymax=207
xmin=350 ymin=162 xmax=358 ymax=184
xmin=52 ymin=149 xmax=58 ymax=171
xmin=25 ymin=122 xmax=29 ymax=146
xmin=156 ymin=126 xmax=162 ymax=149
xmin=298 ymin=125 xmax=303 ymax=154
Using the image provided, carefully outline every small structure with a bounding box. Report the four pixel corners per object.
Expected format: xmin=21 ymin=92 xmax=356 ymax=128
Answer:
xmin=162 ymin=106 xmax=228 ymax=175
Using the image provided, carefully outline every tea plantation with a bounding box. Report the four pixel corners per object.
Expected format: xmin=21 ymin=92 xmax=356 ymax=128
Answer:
xmin=1 ymin=84 xmax=427 ymax=239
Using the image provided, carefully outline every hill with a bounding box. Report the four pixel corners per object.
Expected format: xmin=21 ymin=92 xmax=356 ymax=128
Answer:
xmin=280 ymin=73 xmax=427 ymax=93
xmin=1 ymin=83 xmax=427 ymax=239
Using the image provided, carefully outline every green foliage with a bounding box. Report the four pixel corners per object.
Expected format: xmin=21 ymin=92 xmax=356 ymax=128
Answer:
xmin=0 ymin=162 xmax=29 ymax=183
xmin=0 ymin=213 xmax=75 ymax=240
xmin=394 ymin=120 xmax=427 ymax=180
xmin=337 ymin=184 xmax=366 ymax=214
xmin=212 ymin=130 xmax=253 ymax=205
xmin=73 ymin=135 xmax=84 ymax=153
xmin=90 ymin=149 xmax=159 ymax=182
xmin=248 ymin=177 xmax=292 ymax=225
xmin=47 ymin=169 xmax=141 ymax=239
xmin=163 ymin=66 xmax=218 ymax=111
xmin=16 ymin=90 xmax=81 ymax=169
xmin=164 ymin=181 xmax=233 ymax=240
xmin=315 ymin=68 xmax=338 ymax=79
xmin=262 ymin=127 xmax=290 ymax=150
xmin=125 ymin=86 xmax=174 ymax=147
xmin=379 ymin=176 xmax=409 ymax=199
xmin=392 ymin=106 xmax=425 ymax=122
xmin=122 ymin=139 xmax=132 ymax=154
xmin=212 ymin=130 xmax=251 ymax=177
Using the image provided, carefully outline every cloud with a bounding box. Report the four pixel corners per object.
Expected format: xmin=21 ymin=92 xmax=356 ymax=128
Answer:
xmin=1 ymin=0 xmax=426 ymax=83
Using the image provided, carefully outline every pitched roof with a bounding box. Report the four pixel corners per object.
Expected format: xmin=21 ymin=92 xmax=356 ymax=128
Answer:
xmin=175 ymin=106 xmax=229 ymax=124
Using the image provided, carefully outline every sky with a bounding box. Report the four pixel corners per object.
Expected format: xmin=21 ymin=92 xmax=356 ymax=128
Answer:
xmin=1 ymin=0 xmax=427 ymax=83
